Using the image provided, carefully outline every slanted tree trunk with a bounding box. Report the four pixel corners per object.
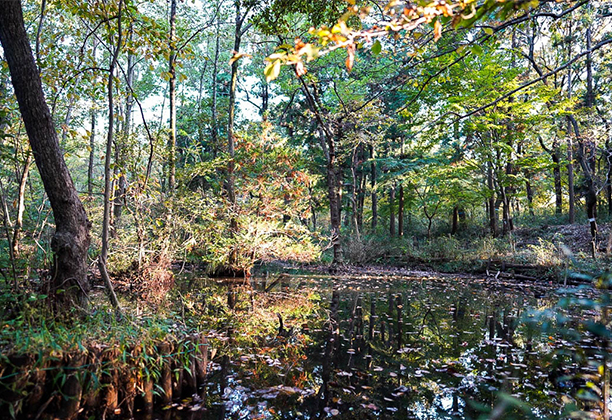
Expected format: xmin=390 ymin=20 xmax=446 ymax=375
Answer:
xmin=0 ymin=0 xmax=91 ymax=306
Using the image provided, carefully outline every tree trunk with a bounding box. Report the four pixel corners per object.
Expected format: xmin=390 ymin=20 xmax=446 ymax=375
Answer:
xmin=87 ymin=108 xmax=96 ymax=196
xmin=525 ymin=180 xmax=534 ymax=216
xmin=210 ymin=13 xmax=220 ymax=156
xmin=552 ymin=149 xmax=562 ymax=214
xmin=325 ymin=135 xmax=343 ymax=263
xmin=99 ymin=1 xmax=124 ymax=314
xmin=398 ymin=184 xmax=404 ymax=237
xmin=167 ymin=0 xmax=177 ymax=192
xmin=0 ymin=0 xmax=91 ymax=306
xmin=389 ymin=186 xmax=395 ymax=237
xmin=566 ymin=22 xmax=576 ymax=224
xmin=11 ymin=153 xmax=32 ymax=257
xmin=370 ymin=145 xmax=377 ymax=230
xmin=113 ymin=27 xmax=133 ymax=221
xmin=451 ymin=206 xmax=458 ymax=235
xmin=487 ymin=161 xmax=497 ymax=236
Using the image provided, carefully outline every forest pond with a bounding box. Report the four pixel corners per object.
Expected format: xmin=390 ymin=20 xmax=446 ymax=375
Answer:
xmin=150 ymin=273 xmax=610 ymax=420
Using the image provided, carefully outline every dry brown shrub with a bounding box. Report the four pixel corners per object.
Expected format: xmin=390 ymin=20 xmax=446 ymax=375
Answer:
xmin=112 ymin=254 xmax=174 ymax=302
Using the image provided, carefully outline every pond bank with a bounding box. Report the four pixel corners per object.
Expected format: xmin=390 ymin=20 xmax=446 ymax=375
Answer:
xmin=0 ymin=334 xmax=208 ymax=419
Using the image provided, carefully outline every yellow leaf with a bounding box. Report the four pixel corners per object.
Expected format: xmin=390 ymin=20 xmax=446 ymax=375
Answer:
xmin=264 ymin=60 xmax=281 ymax=82
xmin=229 ymin=51 xmax=251 ymax=65
xmin=434 ymin=20 xmax=442 ymax=42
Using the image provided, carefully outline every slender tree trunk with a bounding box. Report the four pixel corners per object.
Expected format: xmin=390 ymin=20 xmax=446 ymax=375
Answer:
xmin=568 ymin=116 xmax=598 ymax=251
xmin=87 ymin=108 xmax=96 ymax=196
xmin=227 ymin=4 xmax=242 ymax=215
xmin=567 ymin=22 xmax=576 ymax=224
xmin=11 ymin=153 xmax=32 ymax=257
xmin=0 ymin=0 xmax=91 ymax=306
xmin=487 ymin=161 xmax=497 ymax=237
xmin=113 ymin=27 xmax=133 ymax=221
xmin=552 ymin=149 xmax=562 ymax=214
xmin=99 ymin=1 xmax=124 ymax=313
xmin=210 ymin=12 xmax=220 ymax=156
xmin=357 ymin=168 xmax=366 ymax=232
xmin=525 ymin=180 xmax=534 ymax=216
xmin=370 ymin=145 xmax=377 ymax=231
xmin=350 ymin=146 xmax=360 ymax=240
xmin=398 ymin=184 xmax=404 ymax=237
xmin=389 ymin=186 xmax=395 ymax=237
xmin=167 ymin=0 xmax=177 ymax=192
xmin=586 ymin=26 xmax=594 ymax=109
xmin=451 ymin=206 xmax=458 ymax=235
xmin=297 ymin=75 xmax=343 ymax=263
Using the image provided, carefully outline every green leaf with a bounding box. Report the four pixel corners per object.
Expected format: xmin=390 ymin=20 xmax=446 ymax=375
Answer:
xmin=484 ymin=27 xmax=494 ymax=35
xmin=372 ymin=40 xmax=382 ymax=55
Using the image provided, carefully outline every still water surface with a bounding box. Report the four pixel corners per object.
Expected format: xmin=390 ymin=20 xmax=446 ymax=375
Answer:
xmin=146 ymin=274 xmax=610 ymax=419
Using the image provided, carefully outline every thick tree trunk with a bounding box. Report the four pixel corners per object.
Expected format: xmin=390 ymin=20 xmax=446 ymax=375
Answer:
xmin=0 ymin=0 xmax=91 ymax=305
xmin=320 ymin=126 xmax=343 ymax=263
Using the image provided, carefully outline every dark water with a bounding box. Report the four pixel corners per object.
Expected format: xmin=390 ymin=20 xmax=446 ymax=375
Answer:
xmin=143 ymin=274 xmax=611 ymax=420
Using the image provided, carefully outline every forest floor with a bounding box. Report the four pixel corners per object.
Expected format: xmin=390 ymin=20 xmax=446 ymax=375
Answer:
xmin=270 ymin=222 xmax=612 ymax=286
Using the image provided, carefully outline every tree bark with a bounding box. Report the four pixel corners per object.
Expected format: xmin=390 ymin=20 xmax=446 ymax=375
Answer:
xmin=210 ymin=12 xmax=220 ymax=156
xmin=113 ymin=27 xmax=133 ymax=221
xmin=167 ymin=0 xmax=177 ymax=192
xmin=87 ymin=108 xmax=96 ymax=197
xmin=567 ymin=22 xmax=576 ymax=224
xmin=99 ymin=0 xmax=124 ymax=314
xmin=11 ymin=152 xmax=32 ymax=257
xmin=451 ymin=206 xmax=458 ymax=235
xmin=0 ymin=0 xmax=91 ymax=306
xmin=370 ymin=145 xmax=377 ymax=230
xmin=398 ymin=184 xmax=404 ymax=237
xmin=389 ymin=186 xmax=395 ymax=237
xmin=487 ymin=161 xmax=497 ymax=236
